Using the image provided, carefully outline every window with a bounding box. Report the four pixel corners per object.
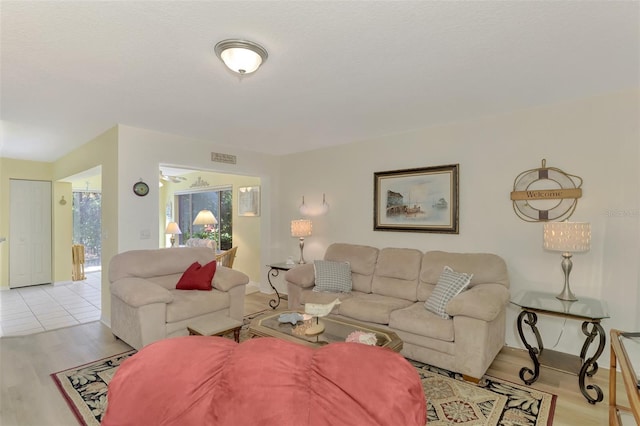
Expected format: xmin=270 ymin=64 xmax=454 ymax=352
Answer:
xmin=176 ymin=188 xmax=232 ymax=249
xmin=72 ymin=191 xmax=102 ymax=268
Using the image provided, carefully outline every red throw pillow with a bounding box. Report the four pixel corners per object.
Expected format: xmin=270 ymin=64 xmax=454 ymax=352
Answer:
xmin=176 ymin=260 xmax=217 ymax=291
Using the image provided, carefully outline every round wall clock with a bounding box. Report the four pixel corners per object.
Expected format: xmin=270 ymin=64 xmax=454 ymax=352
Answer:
xmin=133 ymin=181 xmax=150 ymax=197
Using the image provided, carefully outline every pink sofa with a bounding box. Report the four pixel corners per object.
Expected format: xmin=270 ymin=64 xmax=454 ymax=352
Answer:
xmin=103 ymin=337 xmax=426 ymax=426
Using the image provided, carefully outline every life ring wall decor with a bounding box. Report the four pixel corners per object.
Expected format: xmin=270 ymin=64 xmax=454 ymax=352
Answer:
xmin=510 ymin=159 xmax=583 ymax=222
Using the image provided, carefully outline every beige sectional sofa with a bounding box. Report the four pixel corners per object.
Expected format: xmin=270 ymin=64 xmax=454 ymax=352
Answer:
xmin=285 ymin=243 xmax=510 ymax=380
xmin=109 ymin=247 xmax=249 ymax=349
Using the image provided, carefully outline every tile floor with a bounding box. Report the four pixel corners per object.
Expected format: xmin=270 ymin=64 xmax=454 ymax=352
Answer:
xmin=0 ymin=272 xmax=102 ymax=337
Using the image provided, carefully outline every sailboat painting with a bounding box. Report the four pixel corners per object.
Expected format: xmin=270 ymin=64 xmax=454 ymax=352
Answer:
xmin=374 ymin=164 xmax=459 ymax=234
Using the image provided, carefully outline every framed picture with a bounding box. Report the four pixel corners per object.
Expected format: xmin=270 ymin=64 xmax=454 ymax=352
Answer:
xmin=238 ymin=186 xmax=260 ymax=217
xmin=374 ymin=164 xmax=459 ymax=233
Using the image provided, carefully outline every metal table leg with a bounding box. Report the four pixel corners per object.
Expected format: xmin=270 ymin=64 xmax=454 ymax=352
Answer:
xmin=267 ymin=267 xmax=283 ymax=309
xmin=578 ymin=320 xmax=605 ymax=404
xmin=517 ymin=310 xmax=542 ymax=385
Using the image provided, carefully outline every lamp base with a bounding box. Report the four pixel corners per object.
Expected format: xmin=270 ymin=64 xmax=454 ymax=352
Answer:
xmin=170 ymin=236 xmax=176 ymax=247
xmin=556 ymin=253 xmax=578 ymax=301
xmin=556 ymin=288 xmax=578 ymax=302
xmin=298 ymin=237 xmax=306 ymax=264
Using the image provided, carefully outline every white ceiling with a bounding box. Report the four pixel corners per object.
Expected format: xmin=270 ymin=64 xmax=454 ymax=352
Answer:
xmin=1 ymin=1 xmax=638 ymax=162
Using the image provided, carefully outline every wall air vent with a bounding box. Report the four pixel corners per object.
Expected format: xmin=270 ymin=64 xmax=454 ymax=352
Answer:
xmin=211 ymin=152 xmax=237 ymax=165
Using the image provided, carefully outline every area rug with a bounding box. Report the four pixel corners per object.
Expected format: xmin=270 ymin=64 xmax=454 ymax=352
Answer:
xmin=52 ymin=313 xmax=556 ymax=426
xmin=410 ymin=361 xmax=556 ymax=425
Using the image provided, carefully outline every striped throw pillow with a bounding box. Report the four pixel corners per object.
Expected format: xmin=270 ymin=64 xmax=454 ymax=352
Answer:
xmin=424 ymin=266 xmax=473 ymax=319
xmin=313 ymin=260 xmax=352 ymax=293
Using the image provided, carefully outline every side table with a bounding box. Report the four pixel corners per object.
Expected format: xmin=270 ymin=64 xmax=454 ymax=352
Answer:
xmin=266 ymin=262 xmax=296 ymax=309
xmin=609 ymin=329 xmax=640 ymax=425
xmin=511 ymin=290 xmax=609 ymax=404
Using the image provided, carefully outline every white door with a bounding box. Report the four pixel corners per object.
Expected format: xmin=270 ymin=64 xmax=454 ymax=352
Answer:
xmin=9 ymin=179 xmax=52 ymax=288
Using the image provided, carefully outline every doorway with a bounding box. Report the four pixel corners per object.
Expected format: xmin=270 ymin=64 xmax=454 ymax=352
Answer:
xmin=66 ymin=166 xmax=103 ymax=273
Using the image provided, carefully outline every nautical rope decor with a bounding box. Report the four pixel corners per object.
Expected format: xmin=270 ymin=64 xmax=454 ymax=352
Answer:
xmin=510 ymin=159 xmax=583 ymax=222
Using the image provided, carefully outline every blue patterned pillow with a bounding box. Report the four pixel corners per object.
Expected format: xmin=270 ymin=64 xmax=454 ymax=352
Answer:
xmin=313 ymin=260 xmax=352 ymax=293
xmin=424 ymin=266 xmax=473 ymax=319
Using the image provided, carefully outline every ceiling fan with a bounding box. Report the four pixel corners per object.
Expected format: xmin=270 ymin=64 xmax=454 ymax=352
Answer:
xmin=159 ymin=171 xmax=187 ymax=183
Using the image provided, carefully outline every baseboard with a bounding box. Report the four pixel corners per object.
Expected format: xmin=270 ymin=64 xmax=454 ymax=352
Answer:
xmin=245 ymin=281 xmax=260 ymax=295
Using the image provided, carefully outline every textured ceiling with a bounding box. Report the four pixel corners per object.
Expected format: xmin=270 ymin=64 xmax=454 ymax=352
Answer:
xmin=1 ymin=1 xmax=638 ymax=162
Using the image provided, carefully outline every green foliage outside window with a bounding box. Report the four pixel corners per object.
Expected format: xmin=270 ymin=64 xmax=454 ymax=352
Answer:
xmin=178 ymin=189 xmax=232 ymax=250
xmin=72 ymin=192 xmax=102 ymax=267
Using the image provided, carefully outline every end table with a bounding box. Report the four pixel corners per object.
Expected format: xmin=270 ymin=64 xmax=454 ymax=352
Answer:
xmin=511 ymin=290 xmax=609 ymax=404
xmin=266 ymin=262 xmax=296 ymax=309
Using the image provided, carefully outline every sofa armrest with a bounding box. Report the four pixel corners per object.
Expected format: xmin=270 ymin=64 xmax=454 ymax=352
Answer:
xmin=284 ymin=264 xmax=315 ymax=289
xmin=110 ymin=278 xmax=173 ymax=308
xmin=212 ymin=267 xmax=249 ymax=292
xmin=446 ymin=284 xmax=510 ymax=322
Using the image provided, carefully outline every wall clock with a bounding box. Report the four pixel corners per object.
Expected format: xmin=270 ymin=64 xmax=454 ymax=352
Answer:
xmin=510 ymin=159 xmax=583 ymax=222
xmin=133 ymin=180 xmax=150 ymax=197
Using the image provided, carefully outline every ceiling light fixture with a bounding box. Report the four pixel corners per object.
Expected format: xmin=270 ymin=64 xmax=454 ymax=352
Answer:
xmin=214 ymin=39 xmax=268 ymax=75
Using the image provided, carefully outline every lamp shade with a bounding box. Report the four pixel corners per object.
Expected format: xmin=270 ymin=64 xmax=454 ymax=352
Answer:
xmin=193 ymin=210 xmax=218 ymax=226
xmin=291 ymin=219 xmax=312 ymax=238
xmin=214 ymin=39 xmax=268 ymax=75
xmin=543 ymin=222 xmax=591 ymax=253
xmin=165 ymin=222 xmax=182 ymax=235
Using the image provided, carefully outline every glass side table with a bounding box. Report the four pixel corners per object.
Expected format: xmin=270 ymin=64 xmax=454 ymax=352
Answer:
xmin=511 ymin=290 xmax=609 ymax=404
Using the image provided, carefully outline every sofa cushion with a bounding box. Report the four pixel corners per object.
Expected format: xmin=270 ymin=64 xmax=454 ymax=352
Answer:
xmin=424 ymin=266 xmax=472 ymax=319
xmin=417 ymin=251 xmax=509 ymax=301
xmin=372 ymin=248 xmax=422 ymax=301
xmin=390 ymin=302 xmax=455 ymax=342
xmin=339 ymin=293 xmax=413 ymax=325
xmin=324 ymin=243 xmax=378 ymax=293
xmin=299 ymin=289 xmax=355 ymax=314
xmin=166 ymin=289 xmax=230 ymax=323
xmin=313 ymin=260 xmax=352 ymax=293
xmin=176 ymin=260 xmax=216 ymax=291
xmin=109 ymin=247 xmax=216 ymax=282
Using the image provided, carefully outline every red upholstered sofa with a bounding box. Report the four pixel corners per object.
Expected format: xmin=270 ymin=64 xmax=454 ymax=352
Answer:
xmin=103 ymin=337 xmax=426 ymax=426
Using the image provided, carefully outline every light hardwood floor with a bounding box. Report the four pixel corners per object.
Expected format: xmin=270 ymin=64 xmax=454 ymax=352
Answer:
xmin=0 ymin=291 xmax=625 ymax=425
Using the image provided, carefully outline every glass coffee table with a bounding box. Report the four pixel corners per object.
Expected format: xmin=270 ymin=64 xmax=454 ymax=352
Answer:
xmin=248 ymin=310 xmax=403 ymax=352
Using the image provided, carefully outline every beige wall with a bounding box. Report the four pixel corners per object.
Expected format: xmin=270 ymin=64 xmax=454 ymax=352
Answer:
xmin=52 ymin=181 xmax=73 ymax=282
xmin=279 ymin=89 xmax=640 ymax=367
xmin=54 ymin=126 xmax=119 ymax=320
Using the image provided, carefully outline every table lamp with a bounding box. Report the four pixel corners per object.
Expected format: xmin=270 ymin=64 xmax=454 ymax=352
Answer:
xmin=543 ymin=221 xmax=591 ymax=301
xmin=193 ymin=209 xmax=218 ymax=249
xmin=193 ymin=209 xmax=218 ymax=227
xmin=291 ymin=219 xmax=312 ymax=264
xmin=165 ymin=222 xmax=182 ymax=247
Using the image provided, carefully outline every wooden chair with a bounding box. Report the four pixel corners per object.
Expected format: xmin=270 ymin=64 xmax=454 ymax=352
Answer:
xmin=216 ymin=246 xmax=238 ymax=268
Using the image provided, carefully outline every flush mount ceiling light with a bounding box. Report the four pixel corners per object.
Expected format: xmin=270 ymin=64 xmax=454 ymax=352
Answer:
xmin=214 ymin=39 xmax=268 ymax=75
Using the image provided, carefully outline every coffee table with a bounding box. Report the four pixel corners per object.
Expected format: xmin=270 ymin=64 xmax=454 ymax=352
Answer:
xmin=248 ymin=310 xmax=403 ymax=352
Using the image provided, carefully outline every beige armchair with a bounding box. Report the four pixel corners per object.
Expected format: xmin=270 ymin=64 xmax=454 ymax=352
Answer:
xmin=109 ymin=247 xmax=249 ymax=349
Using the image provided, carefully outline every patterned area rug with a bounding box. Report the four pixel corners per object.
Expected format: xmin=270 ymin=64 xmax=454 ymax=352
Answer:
xmin=410 ymin=361 xmax=555 ymax=425
xmin=52 ymin=313 xmax=556 ymax=425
